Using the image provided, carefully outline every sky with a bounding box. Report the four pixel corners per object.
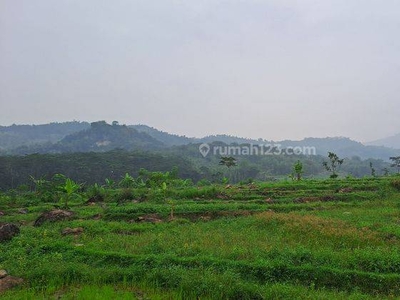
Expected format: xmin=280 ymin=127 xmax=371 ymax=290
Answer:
xmin=1 ymin=0 xmax=399 ymax=142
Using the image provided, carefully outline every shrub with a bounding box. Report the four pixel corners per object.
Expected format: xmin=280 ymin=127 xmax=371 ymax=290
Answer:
xmin=390 ymin=179 xmax=400 ymax=191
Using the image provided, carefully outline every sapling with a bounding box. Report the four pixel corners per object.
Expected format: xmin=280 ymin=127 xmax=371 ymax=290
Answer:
xmin=323 ymin=152 xmax=344 ymax=179
xmin=62 ymin=178 xmax=80 ymax=208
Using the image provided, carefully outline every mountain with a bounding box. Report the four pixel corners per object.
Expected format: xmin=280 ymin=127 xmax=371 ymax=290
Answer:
xmin=366 ymin=133 xmax=400 ymax=149
xmin=12 ymin=121 xmax=165 ymax=154
xmin=132 ymin=125 xmax=261 ymax=146
xmin=133 ymin=125 xmax=399 ymax=160
xmin=57 ymin=121 xmax=165 ymax=152
xmin=2 ymin=121 xmax=399 ymax=161
xmin=279 ymin=137 xmax=400 ymax=161
xmin=131 ymin=124 xmax=193 ymax=146
xmin=0 ymin=121 xmax=90 ymax=150
xmin=199 ymin=135 xmax=260 ymax=145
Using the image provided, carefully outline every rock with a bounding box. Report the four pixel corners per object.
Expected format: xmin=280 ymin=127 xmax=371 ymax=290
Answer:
xmin=0 ymin=275 xmax=24 ymax=293
xmin=199 ymin=215 xmax=212 ymax=221
xmin=321 ymin=195 xmax=335 ymax=201
xmin=293 ymin=197 xmax=306 ymax=203
xmin=18 ymin=208 xmax=28 ymax=214
xmin=34 ymin=210 xmax=74 ymax=227
xmin=62 ymin=227 xmax=84 ymax=236
xmin=338 ymin=187 xmax=353 ymax=193
xmin=0 ymin=224 xmax=20 ymax=242
xmin=265 ymin=198 xmax=275 ymax=204
xmin=0 ymin=270 xmax=7 ymax=279
xmin=92 ymin=214 xmax=102 ymax=220
xmin=216 ymin=193 xmax=228 ymax=200
xmin=136 ymin=214 xmax=162 ymax=223
xmin=85 ymin=195 xmax=104 ymax=205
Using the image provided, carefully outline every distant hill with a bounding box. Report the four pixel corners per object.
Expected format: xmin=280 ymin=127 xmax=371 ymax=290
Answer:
xmin=12 ymin=121 xmax=165 ymax=154
xmin=131 ymin=124 xmax=193 ymax=146
xmin=199 ymin=135 xmax=260 ymax=145
xmin=56 ymin=121 xmax=165 ymax=152
xmin=279 ymin=137 xmax=400 ymax=161
xmin=2 ymin=121 xmax=399 ymax=161
xmin=0 ymin=121 xmax=90 ymax=150
xmin=366 ymin=133 xmax=400 ymax=149
xmin=132 ymin=125 xmax=261 ymax=146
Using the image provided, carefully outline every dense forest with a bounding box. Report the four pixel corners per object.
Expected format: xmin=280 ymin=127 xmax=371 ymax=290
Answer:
xmin=1 ymin=121 xmax=399 ymax=160
xmin=0 ymin=121 xmax=398 ymax=191
xmin=0 ymin=148 xmax=393 ymax=191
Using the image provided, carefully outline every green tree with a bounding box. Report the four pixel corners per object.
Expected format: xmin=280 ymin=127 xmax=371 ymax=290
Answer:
xmin=369 ymin=162 xmax=376 ymax=177
xmin=219 ymin=156 xmax=237 ymax=168
xmin=382 ymin=168 xmax=390 ymax=176
xmin=293 ymin=160 xmax=303 ymax=181
xmin=323 ymin=152 xmax=344 ymax=179
xmin=218 ymin=156 xmax=238 ymax=183
xmin=390 ymin=156 xmax=400 ymax=173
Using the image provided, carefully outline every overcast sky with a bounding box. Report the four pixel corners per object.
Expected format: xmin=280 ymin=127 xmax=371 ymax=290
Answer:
xmin=1 ymin=0 xmax=399 ymax=142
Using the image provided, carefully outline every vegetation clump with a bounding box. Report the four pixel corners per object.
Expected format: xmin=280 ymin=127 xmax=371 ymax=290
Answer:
xmin=1 ymin=168 xmax=400 ymax=298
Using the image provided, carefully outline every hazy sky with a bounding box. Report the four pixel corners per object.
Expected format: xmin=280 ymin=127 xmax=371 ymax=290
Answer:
xmin=1 ymin=0 xmax=399 ymax=142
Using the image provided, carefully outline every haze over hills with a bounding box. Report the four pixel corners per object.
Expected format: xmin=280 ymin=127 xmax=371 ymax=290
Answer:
xmin=0 ymin=121 xmax=90 ymax=151
xmin=1 ymin=121 xmax=399 ymax=188
xmin=366 ymin=133 xmax=400 ymax=149
xmin=0 ymin=121 xmax=399 ymax=161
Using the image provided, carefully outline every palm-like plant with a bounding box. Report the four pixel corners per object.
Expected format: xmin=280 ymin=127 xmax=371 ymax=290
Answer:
xmin=62 ymin=178 xmax=80 ymax=208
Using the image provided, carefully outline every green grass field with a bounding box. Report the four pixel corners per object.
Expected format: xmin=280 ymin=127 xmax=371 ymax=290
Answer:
xmin=1 ymin=177 xmax=400 ymax=299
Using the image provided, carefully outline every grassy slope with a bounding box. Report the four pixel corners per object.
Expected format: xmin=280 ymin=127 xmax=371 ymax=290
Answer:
xmin=1 ymin=177 xmax=400 ymax=299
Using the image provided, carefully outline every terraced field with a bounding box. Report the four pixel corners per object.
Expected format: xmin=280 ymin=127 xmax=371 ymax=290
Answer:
xmin=1 ymin=177 xmax=400 ymax=299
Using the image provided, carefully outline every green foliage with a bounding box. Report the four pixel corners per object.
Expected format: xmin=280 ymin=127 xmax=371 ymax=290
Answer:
xmin=116 ymin=188 xmax=137 ymax=203
xmin=219 ymin=156 xmax=237 ymax=168
xmin=104 ymin=178 xmax=115 ymax=189
xmin=369 ymin=162 xmax=376 ymax=177
xmin=323 ymin=152 xmax=344 ymax=179
xmin=390 ymin=156 xmax=400 ymax=173
xmin=390 ymin=179 xmax=400 ymax=191
xmin=1 ymin=177 xmax=400 ymax=298
xmin=292 ymin=160 xmax=304 ymax=181
xmin=119 ymin=173 xmax=135 ymax=189
xmin=62 ymin=178 xmax=81 ymax=208
xmin=87 ymin=183 xmax=106 ymax=202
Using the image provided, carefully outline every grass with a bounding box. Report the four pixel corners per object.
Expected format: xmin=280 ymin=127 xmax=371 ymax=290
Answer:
xmin=1 ymin=176 xmax=400 ymax=298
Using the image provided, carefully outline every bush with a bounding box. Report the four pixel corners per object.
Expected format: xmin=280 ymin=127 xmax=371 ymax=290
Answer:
xmin=390 ymin=179 xmax=400 ymax=191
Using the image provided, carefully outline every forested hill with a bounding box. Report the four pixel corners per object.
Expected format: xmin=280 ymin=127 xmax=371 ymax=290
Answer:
xmin=1 ymin=121 xmax=399 ymax=161
xmin=279 ymin=137 xmax=400 ymax=161
xmin=10 ymin=121 xmax=165 ymax=154
xmin=131 ymin=125 xmax=261 ymax=145
xmin=367 ymin=133 xmax=400 ymax=149
xmin=131 ymin=125 xmax=193 ymax=146
xmin=0 ymin=121 xmax=89 ymax=151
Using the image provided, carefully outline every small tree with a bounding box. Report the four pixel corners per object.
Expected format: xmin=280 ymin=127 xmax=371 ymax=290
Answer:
xmin=62 ymin=178 xmax=81 ymax=208
xmin=119 ymin=173 xmax=135 ymax=188
xmin=219 ymin=156 xmax=237 ymax=183
xmin=382 ymin=168 xmax=390 ymax=176
xmin=390 ymin=156 xmax=400 ymax=174
xmin=323 ymin=152 xmax=344 ymax=179
xmin=292 ymin=160 xmax=303 ymax=181
xmin=369 ymin=162 xmax=376 ymax=177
